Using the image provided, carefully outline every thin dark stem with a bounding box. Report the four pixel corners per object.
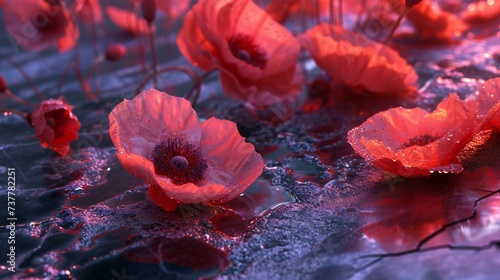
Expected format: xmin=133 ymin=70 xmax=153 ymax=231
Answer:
xmin=355 ymin=0 xmax=367 ymax=29
xmin=148 ymin=24 xmax=158 ymax=88
xmin=71 ymin=34 xmax=95 ymax=100
xmin=88 ymin=4 xmax=99 ymax=59
xmin=2 ymin=90 xmax=37 ymax=108
xmin=87 ymin=5 xmax=101 ymax=95
xmin=58 ymin=63 xmax=97 ymax=100
xmin=338 ymin=0 xmax=343 ymax=27
xmin=134 ymin=66 xmax=201 ymax=96
xmin=7 ymin=59 xmax=45 ymax=101
xmin=85 ymin=57 xmax=103 ymax=98
xmin=329 ymin=0 xmax=336 ymax=26
xmin=97 ymin=79 xmax=139 ymax=95
xmin=384 ymin=8 xmax=407 ymax=44
xmin=314 ymin=0 xmax=320 ymax=27
xmin=187 ymin=69 xmax=218 ymax=106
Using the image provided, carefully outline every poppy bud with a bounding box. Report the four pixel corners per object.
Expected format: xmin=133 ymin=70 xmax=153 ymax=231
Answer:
xmin=141 ymin=0 xmax=157 ymax=24
xmin=105 ymin=43 xmax=127 ymax=62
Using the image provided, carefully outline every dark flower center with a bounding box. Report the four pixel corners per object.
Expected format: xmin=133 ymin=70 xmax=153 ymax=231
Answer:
xmin=227 ymin=33 xmax=267 ymax=69
xmin=171 ymin=156 xmax=189 ymax=171
xmin=400 ymin=134 xmax=441 ymax=149
xmin=46 ymin=117 xmax=56 ymax=128
xmin=152 ymin=138 xmax=208 ymax=185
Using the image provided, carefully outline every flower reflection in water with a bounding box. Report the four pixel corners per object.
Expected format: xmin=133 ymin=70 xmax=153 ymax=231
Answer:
xmin=361 ymin=166 xmax=500 ymax=253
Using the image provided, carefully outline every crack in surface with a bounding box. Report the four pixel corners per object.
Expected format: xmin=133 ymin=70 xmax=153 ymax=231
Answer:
xmin=354 ymin=187 xmax=500 ymax=274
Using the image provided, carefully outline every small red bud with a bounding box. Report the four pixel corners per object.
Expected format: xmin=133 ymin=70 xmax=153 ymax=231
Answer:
xmin=0 ymin=76 xmax=7 ymax=93
xmin=141 ymin=0 xmax=157 ymax=24
xmin=105 ymin=44 xmax=127 ymax=62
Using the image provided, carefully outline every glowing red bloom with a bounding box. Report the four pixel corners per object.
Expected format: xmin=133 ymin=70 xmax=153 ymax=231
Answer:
xmin=299 ymin=24 xmax=417 ymax=96
xmin=106 ymin=6 xmax=150 ymax=36
xmin=348 ymin=94 xmax=479 ymax=177
xmin=3 ymin=0 xmax=79 ymax=52
xmin=405 ymin=0 xmax=467 ymax=42
xmin=477 ymin=78 xmax=500 ymax=130
xmin=177 ymin=0 xmax=301 ymax=107
xmin=109 ymin=89 xmax=264 ymax=211
xmin=462 ymin=0 xmax=500 ymax=23
xmin=73 ymin=0 xmax=103 ymax=23
xmin=29 ymin=98 xmax=81 ymax=156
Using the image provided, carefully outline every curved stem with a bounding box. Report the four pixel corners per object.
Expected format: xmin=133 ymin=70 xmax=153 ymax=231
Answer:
xmin=329 ymin=0 xmax=336 ymax=26
xmin=134 ymin=66 xmax=201 ymax=95
xmin=313 ymin=0 xmax=320 ymax=27
xmin=87 ymin=4 xmax=101 ymax=96
xmin=97 ymin=79 xmax=140 ymax=95
xmin=148 ymin=24 xmax=158 ymax=88
xmin=2 ymin=90 xmax=37 ymax=108
xmin=187 ymin=69 xmax=218 ymax=106
xmin=355 ymin=0 xmax=367 ymax=29
xmin=338 ymin=0 xmax=343 ymax=27
xmin=88 ymin=4 xmax=99 ymax=59
xmin=58 ymin=63 xmax=97 ymax=100
xmin=85 ymin=56 xmax=104 ymax=97
xmin=384 ymin=7 xmax=407 ymax=44
xmin=7 ymin=59 xmax=45 ymax=101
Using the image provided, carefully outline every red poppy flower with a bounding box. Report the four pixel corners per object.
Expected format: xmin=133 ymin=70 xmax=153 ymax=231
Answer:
xmin=109 ymin=89 xmax=264 ymax=211
xmin=29 ymin=97 xmax=81 ymax=156
xmin=73 ymin=0 xmax=103 ymax=23
xmin=477 ymin=78 xmax=500 ymax=130
xmin=3 ymin=0 xmax=79 ymax=52
xmin=298 ymin=24 xmax=418 ymax=96
xmin=461 ymin=0 xmax=500 ymax=23
xmin=347 ymin=93 xmax=479 ymax=177
xmin=176 ymin=0 xmax=302 ymax=107
xmin=106 ymin=6 xmax=150 ymax=36
xmin=405 ymin=0 xmax=467 ymax=42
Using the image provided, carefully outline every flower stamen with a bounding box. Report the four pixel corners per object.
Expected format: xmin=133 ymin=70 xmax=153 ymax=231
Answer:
xmin=152 ymin=138 xmax=208 ymax=185
xmin=400 ymin=134 xmax=441 ymax=149
xmin=171 ymin=155 xmax=189 ymax=171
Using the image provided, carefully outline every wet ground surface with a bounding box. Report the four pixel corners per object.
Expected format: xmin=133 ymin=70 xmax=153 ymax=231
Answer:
xmin=1 ymin=2 xmax=500 ymax=280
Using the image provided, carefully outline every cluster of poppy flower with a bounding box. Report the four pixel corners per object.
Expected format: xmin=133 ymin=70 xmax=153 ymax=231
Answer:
xmin=1 ymin=0 xmax=499 ymax=210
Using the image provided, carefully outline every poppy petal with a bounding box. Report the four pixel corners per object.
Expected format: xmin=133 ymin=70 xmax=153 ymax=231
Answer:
xmin=109 ymin=89 xmax=202 ymax=161
xmin=199 ymin=117 xmax=264 ymax=202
